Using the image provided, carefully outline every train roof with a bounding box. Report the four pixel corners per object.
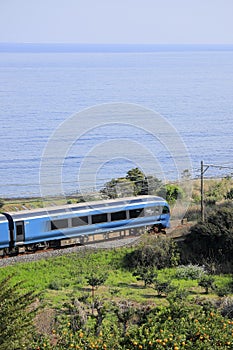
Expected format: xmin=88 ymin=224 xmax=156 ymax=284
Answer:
xmin=0 ymin=195 xmax=168 ymax=221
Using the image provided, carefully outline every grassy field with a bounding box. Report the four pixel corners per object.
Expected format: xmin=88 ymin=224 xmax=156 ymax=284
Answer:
xmin=1 ymin=247 xmax=232 ymax=309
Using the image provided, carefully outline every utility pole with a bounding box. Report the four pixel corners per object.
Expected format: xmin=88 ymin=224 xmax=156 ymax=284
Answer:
xmin=200 ymin=161 xmax=210 ymax=222
xmin=201 ymin=161 xmax=204 ymax=222
xmin=200 ymin=162 xmax=232 ymax=221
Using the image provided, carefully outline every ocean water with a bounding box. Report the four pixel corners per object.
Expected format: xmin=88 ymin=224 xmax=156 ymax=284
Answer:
xmin=0 ymin=46 xmax=233 ymax=198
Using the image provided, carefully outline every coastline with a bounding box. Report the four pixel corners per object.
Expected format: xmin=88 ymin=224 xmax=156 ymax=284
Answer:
xmin=1 ymin=177 xmax=232 ymax=215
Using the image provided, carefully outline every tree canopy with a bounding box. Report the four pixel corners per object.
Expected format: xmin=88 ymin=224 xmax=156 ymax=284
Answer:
xmin=101 ymin=167 xmax=163 ymax=198
xmin=182 ymin=206 xmax=233 ymax=270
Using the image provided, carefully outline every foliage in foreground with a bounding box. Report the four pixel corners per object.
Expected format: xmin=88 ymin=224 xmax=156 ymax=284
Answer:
xmin=35 ymin=296 xmax=233 ymax=349
xmin=0 ymin=275 xmax=38 ymax=350
xmin=1 ymin=230 xmax=233 ymax=349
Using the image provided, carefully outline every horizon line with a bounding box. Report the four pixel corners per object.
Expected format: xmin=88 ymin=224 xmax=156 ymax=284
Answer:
xmin=1 ymin=42 xmax=233 ymax=53
xmin=1 ymin=42 xmax=233 ymax=45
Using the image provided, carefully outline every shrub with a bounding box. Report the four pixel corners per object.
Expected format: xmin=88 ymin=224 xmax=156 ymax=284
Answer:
xmin=153 ymin=279 xmax=175 ymax=297
xmin=225 ymin=188 xmax=233 ymax=200
xmin=158 ymin=183 xmax=185 ymax=204
xmin=123 ymin=236 xmax=180 ymax=270
xmin=37 ymin=298 xmax=233 ymax=349
xmin=181 ymin=206 xmax=233 ymax=270
xmin=219 ymin=297 xmax=233 ymax=319
xmin=132 ymin=266 xmax=157 ymax=287
xmin=214 ymin=285 xmax=231 ymax=297
xmin=0 ymin=198 xmax=4 ymax=209
xmin=198 ymin=275 xmax=215 ymax=294
xmin=48 ymin=280 xmax=63 ymax=290
xmin=175 ymin=264 xmax=206 ymax=280
xmin=214 ymin=277 xmax=233 ymax=297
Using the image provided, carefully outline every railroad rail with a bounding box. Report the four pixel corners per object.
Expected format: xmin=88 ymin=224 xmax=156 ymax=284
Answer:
xmin=0 ymin=235 xmax=143 ymax=267
xmin=0 ymin=220 xmax=192 ymax=267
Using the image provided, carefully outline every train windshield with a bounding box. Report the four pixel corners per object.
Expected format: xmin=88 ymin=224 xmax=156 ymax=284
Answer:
xmin=162 ymin=206 xmax=170 ymax=214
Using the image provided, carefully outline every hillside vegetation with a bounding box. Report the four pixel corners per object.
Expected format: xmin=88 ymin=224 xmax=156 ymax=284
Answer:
xmin=1 ymin=213 xmax=233 ymax=349
xmin=1 ymin=169 xmax=233 ymax=217
xmin=1 ymin=171 xmax=233 ymax=348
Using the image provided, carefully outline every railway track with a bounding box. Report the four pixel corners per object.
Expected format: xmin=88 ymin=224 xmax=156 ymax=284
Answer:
xmin=0 ymin=235 xmax=143 ymax=267
xmin=0 ymin=220 xmax=192 ymax=267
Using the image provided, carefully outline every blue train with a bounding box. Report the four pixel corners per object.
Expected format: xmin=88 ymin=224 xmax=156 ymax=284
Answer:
xmin=0 ymin=195 xmax=170 ymax=256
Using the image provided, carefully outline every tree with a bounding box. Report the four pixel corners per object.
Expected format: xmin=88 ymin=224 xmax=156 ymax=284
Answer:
xmin=86 ymin=272 xmax=108 ymax=299
xmin=126 ymin=168 xmax=163 ymax=195
xmin=126 ymin=167 xmax=146 ymax=195
xmin=132 ymin=266 xmax=157 ymax=287
xmin=144 ymin=175 xmax=162 ymax=195
xmin=182 ymin=206 xmax=233 ymax=269
xmin=153 ymin=279 xmax=174 ymax=297
xmin=158 ymin=184 xmax=185 ymax=204
xmin=0 ymin=274 xmax=38 ymax=350
xmin=100 ymin=167 xmax=163 ymax=198
xmin=100 ymin=178 xmax=118 ymax=199
xmin=198 ymin=275 xmax=215 ymax=294
xmin=0 ymin=198 xmax=4 ymax=209
xmin=85 ymin=272 xmax=108 ymax=314
xmin=181 ymin=169 xmax=191 ymax=180
xmin=100 ymin=178 xmax=134 ymax=199
xmin=113 ymin=301 xmax=135 ymax=336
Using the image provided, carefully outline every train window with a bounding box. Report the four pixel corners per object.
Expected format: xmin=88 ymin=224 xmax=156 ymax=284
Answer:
xmin=111 ymin=211 xmax=127 ymax=221
xmin=15 ymin=221 xmax=25 ymax=236
xmin=144 ymin=206 xmax=163 ymax=216
xmin=155 ymin=206 xmax=164 ymax=215
xmin=72 ymin=216 xmax=88 ymax=227
xmin=129 ymin=208 xmax=144 ymax=219
xmin=162 ymin=206 xmax=170 ymax=214
xmin=51 ymin=219 xmax=69 ymax=230
xmin=92 ymin=213 xmax=108 ymax=224
xmin=144 ymin=207 xmax=155 ymax=216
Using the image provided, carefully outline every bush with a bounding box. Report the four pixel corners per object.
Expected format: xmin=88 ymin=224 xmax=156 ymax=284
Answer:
xmin=198 ymin=275 xmax=215 ymax=294
xmin=153 ymin=279 xmax=175 ymax=297
xmin=0 ymin=198 xmax=4 ymax=209
xmin=49 ymin=298 xmax=233 ymax=349
xmin=214 ymin=277 xmax=233 ymax=297
xmin=158 ymin=183 xmax=185 ymax=205
xmin=181 ymin=206 xmax=233 ymax=270
xmin=132 ymin=266 xmax=157 ymax=287
xmin=123 ymin=236 xmax=180 ymax=270
xmin=219 ymin=297 xmax=233 ymax=319
xmin=214 ymin=285 xmax=231 ymax=297
xmin=175 ymin=264 xmax=206 ymax=280
xmin=225 ymin=188 xmax=233 ymax=200
xmin=48 ymin=280 xmax=63 ymax=290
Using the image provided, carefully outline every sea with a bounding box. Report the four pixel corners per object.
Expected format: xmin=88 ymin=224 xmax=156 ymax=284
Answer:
xmin=0 ymin=44 xmax=233 ymax=198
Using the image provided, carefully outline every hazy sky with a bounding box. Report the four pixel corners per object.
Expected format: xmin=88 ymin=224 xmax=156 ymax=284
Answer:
xmin=0 ymin=0 xmax=233 ymax=44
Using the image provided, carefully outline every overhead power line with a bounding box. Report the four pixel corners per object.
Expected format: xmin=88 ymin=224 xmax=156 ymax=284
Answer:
xmin=200 ymin=161 xmax=233 ymax=222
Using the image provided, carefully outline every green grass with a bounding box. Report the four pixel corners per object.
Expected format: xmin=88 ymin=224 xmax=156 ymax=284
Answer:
xmin=0 ymin=248 xmax=232 ymax=309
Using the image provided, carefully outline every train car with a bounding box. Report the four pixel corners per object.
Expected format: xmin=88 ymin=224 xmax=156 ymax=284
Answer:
xmin=0 ymin=195 xmax=170 ymax=255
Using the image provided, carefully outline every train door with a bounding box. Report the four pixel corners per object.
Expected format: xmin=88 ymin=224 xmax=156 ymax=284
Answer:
xmin=15 ymin=221 xmax=25 ymax=242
